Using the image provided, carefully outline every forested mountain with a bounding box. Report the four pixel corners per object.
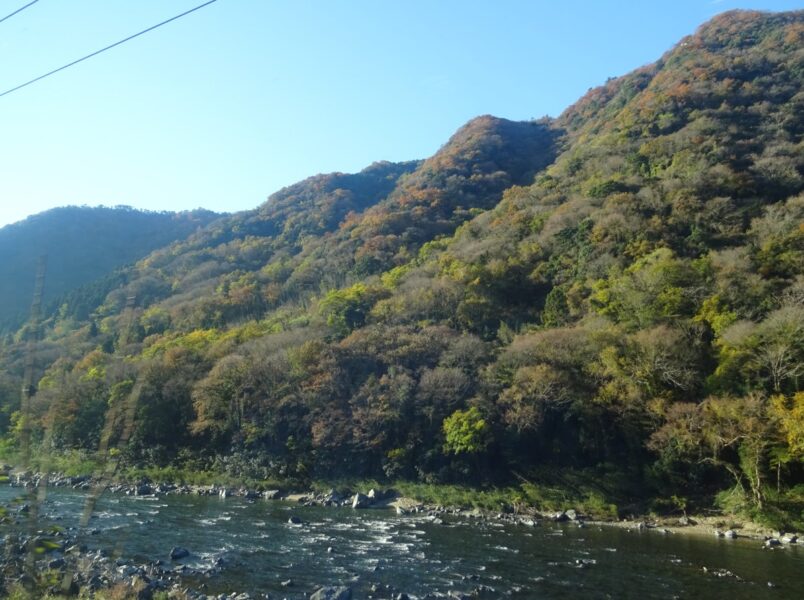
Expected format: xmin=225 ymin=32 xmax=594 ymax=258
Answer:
xmin=0 ymin=206 xmax=221 ymax=331
xmin=1 ymin=10 xmax=801 ymax=522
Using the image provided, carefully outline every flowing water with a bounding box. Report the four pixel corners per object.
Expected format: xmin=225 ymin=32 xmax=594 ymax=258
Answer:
xmin=1 ymin=486 xmax=802 ymax=599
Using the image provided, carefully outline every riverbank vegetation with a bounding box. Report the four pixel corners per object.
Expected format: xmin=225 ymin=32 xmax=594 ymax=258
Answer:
xmin=0 ymin=10 xmax=802 ymax=532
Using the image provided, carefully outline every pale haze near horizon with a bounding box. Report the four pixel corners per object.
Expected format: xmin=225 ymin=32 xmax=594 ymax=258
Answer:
xmin=0 ymin=0 xmax=799 ymax=228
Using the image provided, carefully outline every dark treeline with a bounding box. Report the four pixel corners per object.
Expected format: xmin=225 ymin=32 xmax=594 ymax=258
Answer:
xmin=0 ymin=10 xmax=801 ymax=524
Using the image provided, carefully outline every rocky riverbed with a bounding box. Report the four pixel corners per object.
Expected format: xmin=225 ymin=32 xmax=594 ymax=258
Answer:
xmin=2 ymin=470 xmax=801 ymax=599
xmin=1 ymin=519 xmax=353 ymax=600
xmin=21 ymin=470 xmax=801 ymax=544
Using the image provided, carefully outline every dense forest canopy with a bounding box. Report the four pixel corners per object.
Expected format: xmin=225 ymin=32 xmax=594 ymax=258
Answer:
xmin=1 ymin=10 xmax=801 ymax=522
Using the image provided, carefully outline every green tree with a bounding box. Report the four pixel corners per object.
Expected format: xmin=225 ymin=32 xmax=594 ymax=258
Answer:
xmin=442 ymin=406 xmax=490 ymax=455
xmin=590 ymin=249 xmax=705 ymax=328
xmin=319 ymin=283 xmax=388 ymax=337
xmin=649 ymin=394 xmax=782 ymax=509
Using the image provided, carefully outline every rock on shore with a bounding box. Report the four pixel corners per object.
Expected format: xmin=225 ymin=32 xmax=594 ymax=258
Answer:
xmin=311 ymin=586 xmax=352 ymax=600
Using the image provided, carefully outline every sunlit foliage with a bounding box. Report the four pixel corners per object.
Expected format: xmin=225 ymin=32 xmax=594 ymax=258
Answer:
xmin=0 ymin=10 xmax=801 ymax=518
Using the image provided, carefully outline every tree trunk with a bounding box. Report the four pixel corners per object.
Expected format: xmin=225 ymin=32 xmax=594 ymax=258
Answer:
xmin=752 ymin=449 xmax=764 ymax=510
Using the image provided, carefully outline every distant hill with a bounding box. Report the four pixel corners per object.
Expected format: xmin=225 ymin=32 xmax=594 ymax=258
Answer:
xmin=0 ymin=205 xmax=221 ymax=331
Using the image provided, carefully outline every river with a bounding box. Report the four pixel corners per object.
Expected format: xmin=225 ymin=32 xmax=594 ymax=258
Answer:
xmin=1 ymin=486 xmax=801 ymax=599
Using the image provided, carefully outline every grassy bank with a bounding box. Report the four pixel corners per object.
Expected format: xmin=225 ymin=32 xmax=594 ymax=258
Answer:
xmin=4 ymin=450 xmax=620 ymax=518
xmin=5 ymin=450 xmax=803 ymax=529
xmin=310 ymin=470 xmax=622 ymax=519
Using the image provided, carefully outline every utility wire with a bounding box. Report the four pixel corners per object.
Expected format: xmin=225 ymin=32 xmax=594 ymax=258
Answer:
xmin=0 ymin=0 xmax=219 ymax=99
xmin=0 ymin=0 xmax=38 ymax=26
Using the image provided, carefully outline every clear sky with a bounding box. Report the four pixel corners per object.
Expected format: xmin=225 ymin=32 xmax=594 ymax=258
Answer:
xmin=0 ymin=0 xmax=800 ymax=227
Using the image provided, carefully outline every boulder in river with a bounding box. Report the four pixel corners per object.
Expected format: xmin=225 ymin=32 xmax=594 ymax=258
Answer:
xmin=322 ymin=488 xmax=344 ymax=504
xmin=310 ymin=586 xmax=352 ymax=600
xmin=169 ymin=546 xmax=190 ymax=560
xmin=135 ymin=483 xmax=152 ymax=496
xmin=352 ymin=493 xmax=370 ymax=509
xmin=288 ymin=515 xmax=303 ymax=525
xmin=263 ymin=489 xmax=281 ymax=500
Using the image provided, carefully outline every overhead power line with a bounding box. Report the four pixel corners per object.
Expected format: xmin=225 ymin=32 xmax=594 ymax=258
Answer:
xmin=0 ymin=0 xmax=220 ymax=99
xmin=0 ymin=0 xmax=39 ymax=26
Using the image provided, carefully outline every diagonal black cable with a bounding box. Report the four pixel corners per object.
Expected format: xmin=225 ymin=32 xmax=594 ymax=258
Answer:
xmin=0 ymin=0 xmax=220 ymax=99
xmin=0 ymin=0 xmax=39 ymax=26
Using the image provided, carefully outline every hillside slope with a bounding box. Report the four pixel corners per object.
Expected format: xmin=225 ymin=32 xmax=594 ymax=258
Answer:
xmin=62 ymin=116 xmax=556 ymax=337
xmin=1 ymin=9 xmax=801 ymax=523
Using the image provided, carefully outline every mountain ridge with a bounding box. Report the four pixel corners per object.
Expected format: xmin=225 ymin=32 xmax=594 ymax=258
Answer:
xmin=1 ymin=9 xmax=801 ymax=525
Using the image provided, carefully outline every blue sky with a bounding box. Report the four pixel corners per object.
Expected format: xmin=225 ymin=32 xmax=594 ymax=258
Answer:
xmin=0 ymin=0 xmax=800 ymax=227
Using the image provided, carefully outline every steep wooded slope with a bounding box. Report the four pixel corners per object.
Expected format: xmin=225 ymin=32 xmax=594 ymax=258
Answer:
xmin=66 ymin=116 xmax=557 ymax=336
xmin=1 ymin=9 xmax=802 ymax=522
